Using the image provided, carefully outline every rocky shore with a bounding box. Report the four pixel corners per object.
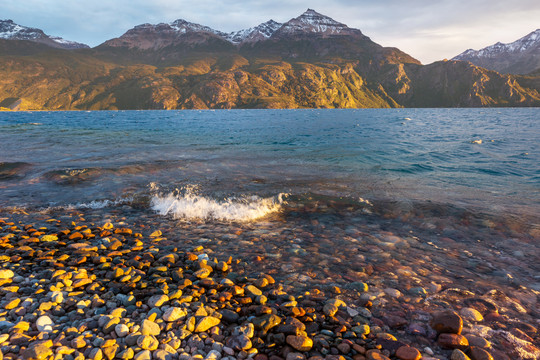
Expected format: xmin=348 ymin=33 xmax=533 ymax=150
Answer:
xmin=0 ymin=210 xmax=538 ymax=360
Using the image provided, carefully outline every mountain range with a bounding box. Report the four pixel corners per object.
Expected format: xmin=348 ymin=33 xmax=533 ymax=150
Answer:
xmin=453 ymin=29 xmax=540 ymax=75
xmin=1 ymin=10 xmax=539 ymax=110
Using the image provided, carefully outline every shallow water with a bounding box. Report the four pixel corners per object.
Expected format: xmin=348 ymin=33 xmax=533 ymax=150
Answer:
xmin=0 ymin=109 xmax=538 ymax=219
xmin=0 ymin=109 xmax=539 ymax=284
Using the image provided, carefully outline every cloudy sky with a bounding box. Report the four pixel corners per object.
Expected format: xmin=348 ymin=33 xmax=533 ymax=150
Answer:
xmin=3 ymin=0 xmax=539 ymax=64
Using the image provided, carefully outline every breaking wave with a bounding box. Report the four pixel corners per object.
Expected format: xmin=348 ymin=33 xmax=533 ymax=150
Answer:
xmin=151 ymin=187 xmax=287 ymax=222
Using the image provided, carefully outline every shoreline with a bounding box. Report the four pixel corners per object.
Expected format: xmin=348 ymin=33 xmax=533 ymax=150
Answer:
xmin=0 ymin=208 xmax=538 ymax=360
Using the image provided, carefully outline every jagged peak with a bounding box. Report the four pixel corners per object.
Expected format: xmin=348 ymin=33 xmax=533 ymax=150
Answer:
xmin=225 ymin=19 xmax=283 ymax=44
xmin=294 ymin=8 xmax=346 ymax=26
xmin=107 ymin=9 xmax=365 ymax=48
xmin=0 ymin=19 xmax=88 ymax=48
xmin=454 ymin=28 xmax=540 ymax=60
xmin=273 ymin=8 xmax=361 ymax=37
xmin=169 ymin=19 xmax=224 ymax=35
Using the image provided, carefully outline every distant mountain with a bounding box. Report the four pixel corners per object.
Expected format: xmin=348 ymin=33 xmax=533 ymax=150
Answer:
xmin=102 ymin=9 xmax=372 ymax=49
xmin=1 ymin=10 xmax=539 ymax=110
xmin=453 ymin=29 xmax=540 ymax=74
xmin=98 ymin=9 xmax=419 ymax=68
xmin=272 ymin=8 xmax=362 ymax=38
xmin=0 ymin=19 xmax=89 ymax=49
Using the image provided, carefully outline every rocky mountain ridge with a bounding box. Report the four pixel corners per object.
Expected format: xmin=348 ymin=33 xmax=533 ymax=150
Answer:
xmin=102 ymin=9 xmax=366 ymax=49
xmin=0 ymin=19 xmax=89 ymax=49
xmin=453 ymin=29 xmax=540 ymax=74
xmin=1 ymin=10 xmax=540 ymax=110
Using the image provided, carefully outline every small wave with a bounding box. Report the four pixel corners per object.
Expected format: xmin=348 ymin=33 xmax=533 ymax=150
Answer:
xmin=38 ymin=197 xmax=134 ymax=211
xmin=67 ymin=198 xmax=132 ymax=209
xmin=151 ymin=189 xmax=286 ymax=222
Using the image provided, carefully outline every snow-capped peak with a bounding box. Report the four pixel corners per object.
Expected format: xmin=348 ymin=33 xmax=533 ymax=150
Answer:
xmin=0 ymin=19 xmax=88 ymax=49
xmin=106 ymin=9 xmax=364 ymax=49
xmin=273 ymin=9 xmax=360 ymax=37
xmin=454 ymin=29 xmax=540 ymax=59
xmin=0 ymin=19 xmax=47 ymax=41
xmin=225 ymin=20 xmax=283 ymax=44
xmin=169 ymin=19 xmax=226 ymax=37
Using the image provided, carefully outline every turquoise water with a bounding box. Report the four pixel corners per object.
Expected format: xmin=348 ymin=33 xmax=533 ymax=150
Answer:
xmin=0 ymin=108 xmax=538 ymax=224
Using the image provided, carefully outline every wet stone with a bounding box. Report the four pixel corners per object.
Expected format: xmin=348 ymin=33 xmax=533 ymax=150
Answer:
xmin=137 ymin=335 xmax=159 ymax=351
xmin=466 ymin=335 xmax=491 ymax=348
xmin=71 ymin=335 xmax=87 ymax=349
xmin=323 ymin=303 xmax=338 ymax=317
xmin=115 ymin=324 xmax=129 ymax=337
xmin=438 ymin=333 xmax=469 ymax=350
xmin=395 ymin=345 xmax=422 ymax=360
xmin=3 ymin=298 xmax=20 ymax=310
xmin=35 ymin=316 xmax=54 ymax=332
xmin=194 ymin=316 xmax=220 ymax=332
xmin=102 ymin=344 xmax=119 ymax=360
xmin=147 ymin=294 xmax=168 ymax=308
xmin=366 ymin=350 xmax=391 ymax=360
xmin=352 ymin=324 xmax=370 ymax=336
xmin=103 ymin=317 xmax=120 ymax=334
xmin=88 ymin=348 xmax=103 ymax=360
xmin=20 ymin=344 xmax=53 ymax=360
xmin=285 ymin=353 xmax=305 ymax=360
xmin=383 ymin=314 xmax=408 ymax=328
xmin=141 ymin=319 xmax=160 ymax=336
xmin=194 ymin=267 xmax=212 ymax=279
xmin=134 ymin=350 xmax=152 ymax=360
xmin=337 ymin=342 xmax=351 ymax=354
xmin=430 ymin=311 xmax=463 ymax=334
xmin=469 ymin=346 xmax=494 ymax=360
xmin=153 ymin=349 xmax=174 ymax=360
xmin=117 ymin=347 xmax=134 ymax=359
xmin=286 ymin=335 xmax=313 ymax=351
xmin=451 ymin=349 xmax=471 ymax=360
xmin=220 ymin=309 xmax=240 ymax=323
xmin=460 ymin=307 xmax=484 ymax=322
xmin=245 ymin=285 xmax=262 ymax=296
xmin=204 ymin=350 xmax=222 ymax=360
xmin=253 ymin=314 xmax=282 ymax=333
xmin=233 ymin=323 xmax=255 ymax=338
xmin=276 ymin=317 xmax=305 ymax=335
xmin=226 ymin=334 xmax=252 ymax=351
xmin=162 ymin=307 xmax=187 ymax=322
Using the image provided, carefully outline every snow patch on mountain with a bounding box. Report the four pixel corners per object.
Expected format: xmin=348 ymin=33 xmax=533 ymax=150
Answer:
xmin=0 ymin=19 xmax=89 ymax=48
xmin=162 ymin=9 xmax=359 ymax=44
xmin=274 ymin=9 xmax=360 ymax=37
xmin=169 ymin=19 xmax=227 ymax=37
xmin=106 ymin=9 xmax=365 ymax=49
xmin=454 ymin=29 xmax=540 ymax=59
xmin=0 ymin=19 xmax=46 ymax=40
xmin=225 ymin=20 xmax=283 ymax=44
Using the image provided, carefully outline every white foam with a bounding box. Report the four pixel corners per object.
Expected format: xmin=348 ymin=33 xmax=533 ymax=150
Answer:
xmin=151 ymin=189 xmax=286 ymax=222
xmin=65 ymin=198 xmax=132 ymax=210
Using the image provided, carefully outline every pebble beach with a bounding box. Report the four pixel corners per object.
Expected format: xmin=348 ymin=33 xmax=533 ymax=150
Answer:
xmin=0 ymin=199 xmax=538 ymax=360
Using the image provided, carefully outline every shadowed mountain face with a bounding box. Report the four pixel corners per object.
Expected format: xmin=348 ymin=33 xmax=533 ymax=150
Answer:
xmin=453 ymin=29 xmax=540 ymax=75
xmin=1 ymin=11 xmax=539 ymax=110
